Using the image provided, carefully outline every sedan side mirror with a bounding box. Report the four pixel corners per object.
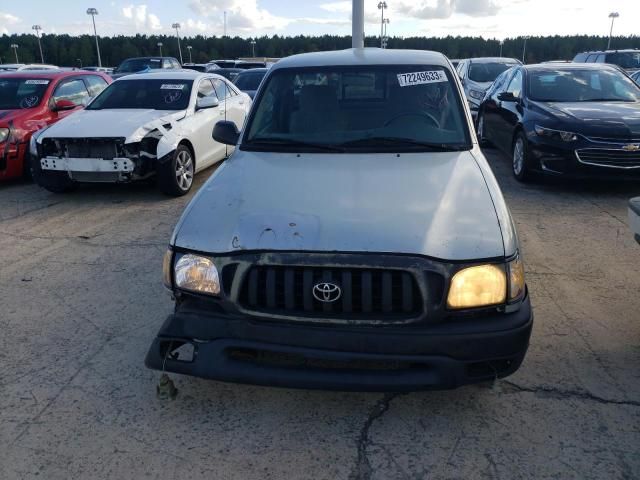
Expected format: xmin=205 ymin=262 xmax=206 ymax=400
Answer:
xmin=213 ymin=120 xmax=240 ymax=146
xmin=52 ymin=99 xmax=77 ymax=111
xmin=498 ymin=92 xmax=518 ymax=102
xmin=196 ymin=96 xmax=219 ymax=110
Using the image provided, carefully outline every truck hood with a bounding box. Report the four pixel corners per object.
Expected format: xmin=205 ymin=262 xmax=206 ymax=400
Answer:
xmin=173 ymin=150 xmax=506 ymax=261
xmin=38 ymin=108 xmax=186 ymax=143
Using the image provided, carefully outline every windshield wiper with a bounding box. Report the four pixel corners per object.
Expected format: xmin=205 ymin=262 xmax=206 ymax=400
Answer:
xmin=244 ymin=137 xmax=345 ymax=152
xmin=338 ymin=137 xmax=468 ymax=151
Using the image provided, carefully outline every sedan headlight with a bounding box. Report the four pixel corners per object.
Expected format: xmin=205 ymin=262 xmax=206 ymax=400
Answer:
xmin=173 ymin=253 xmax=220 ymax=295
xmin=468 ymin=89 xmax=485 ymax=100
xmin=535 ymin=125 xmax=578 ymax=142
xmin=447 ymin=264 xmax=506 ymax=309
xmin=0 ymin=127 xmax=9 ymax=143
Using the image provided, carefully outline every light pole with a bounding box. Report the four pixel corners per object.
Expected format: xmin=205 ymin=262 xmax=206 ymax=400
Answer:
xmin=32 ymin=25 xmax=44 ymax=63
xmin=77 ymin=58 xmax=83 ymax=68
xmin=10 ymin=44 xmax=19 ymax=63
xmin=377 ymin=2 xmax=388 ymax=49
xmin=251 ymin=39 xmax=256 ymax=57
xmin=157 ymin=42 xmax=163 ymax=56
xmin=499 ymin=40 xmax=504 ymax=58
xmin=172 ymin=23 xmax=183 ymax=64
xmin=86 ymin=8 xmax=102 ymax=67
xmin=607 ymin=12 xmax=619 ymax=50
xmin=187 ymin=45 xmax=192 ymax=63
xmin=522 ymin=36 xmax=530 ymax=63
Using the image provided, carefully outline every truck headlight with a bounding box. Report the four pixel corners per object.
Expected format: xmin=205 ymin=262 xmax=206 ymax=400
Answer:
xmin=507 ymin=256 xmax=525 ymax=301
xmin=535 ymin=125 xmax=578 ymax=142
xmin=447 ymin=264 xmax=507 ymax=309
xmin=0 ymin=127 xmax=9 ymax=143
xmin=173 ymin=253 xmax=220 ymax=295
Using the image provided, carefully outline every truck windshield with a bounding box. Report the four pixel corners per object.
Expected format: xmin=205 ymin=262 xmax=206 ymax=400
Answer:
xmin=87 ymin=79 xmax=193 ymax=110
xmin=0 ymin=78 xmax=49 ymax=109
xmin=243 ymin=65 xmax=471 ymax=152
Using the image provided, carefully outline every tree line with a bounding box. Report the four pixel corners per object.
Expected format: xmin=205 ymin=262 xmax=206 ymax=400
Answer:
xmin=1 ymin=33 xmax=639 ymax=67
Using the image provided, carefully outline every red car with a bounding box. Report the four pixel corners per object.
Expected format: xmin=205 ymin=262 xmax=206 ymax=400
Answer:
xmin=0 ymin=70 xmax=111 ymax=181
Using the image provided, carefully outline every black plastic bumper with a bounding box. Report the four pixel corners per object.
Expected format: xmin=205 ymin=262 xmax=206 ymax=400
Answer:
xmin=145 ymin=296 xmax=533 ymax=392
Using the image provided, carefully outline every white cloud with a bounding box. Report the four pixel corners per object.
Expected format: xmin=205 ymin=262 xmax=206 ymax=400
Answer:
xmin=0 ymin=11 xmax=20 ymax=35
xmin=395 ymin=0 xmax=500 ymax=19
xmin=122 ymin=4 xmax=162 ymax=31
xmin=188 ymin=0 xmax=290 ymax=32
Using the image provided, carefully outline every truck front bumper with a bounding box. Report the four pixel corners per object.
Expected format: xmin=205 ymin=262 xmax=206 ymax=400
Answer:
xmin=145 ymin=295 xmax=533 ymax=392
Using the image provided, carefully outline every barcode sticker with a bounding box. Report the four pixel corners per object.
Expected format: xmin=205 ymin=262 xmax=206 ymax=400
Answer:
xmin=160 ymin=84 xmax=185 ymax=90
xmin=25 ymin=79 xmax=50 ymax=85
xmin=397 ymin=71 xmax=447 ymax=87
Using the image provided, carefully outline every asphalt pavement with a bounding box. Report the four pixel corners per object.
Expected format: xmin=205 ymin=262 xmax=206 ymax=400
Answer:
xmin=0 ymin=149 xmax=639 ymax=479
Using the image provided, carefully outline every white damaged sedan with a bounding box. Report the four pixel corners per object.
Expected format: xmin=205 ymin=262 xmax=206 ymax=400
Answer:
xmin=30 ymin=71 xmax=251 ymax=195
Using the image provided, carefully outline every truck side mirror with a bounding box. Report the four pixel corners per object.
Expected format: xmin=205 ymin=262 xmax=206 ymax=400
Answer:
xmin=212 ymin=120 xmax=240 ymax=146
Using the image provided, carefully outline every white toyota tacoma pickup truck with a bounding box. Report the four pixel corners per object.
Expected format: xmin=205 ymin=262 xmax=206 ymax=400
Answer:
xmin=146 ymin=48 xmax=533 ymax=391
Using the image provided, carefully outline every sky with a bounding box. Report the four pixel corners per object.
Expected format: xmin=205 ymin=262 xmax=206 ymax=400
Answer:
xmin=1 ymin=0 xmax=639 ymax=40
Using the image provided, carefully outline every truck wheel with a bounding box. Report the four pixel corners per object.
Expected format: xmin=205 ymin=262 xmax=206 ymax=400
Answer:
xmin=512 ymin=131 xmax=534 ymax=183
xmin=30 ymin=154 xmax=76 ymax=193
xmin=157 ymin=145 xmax=194 ymax=197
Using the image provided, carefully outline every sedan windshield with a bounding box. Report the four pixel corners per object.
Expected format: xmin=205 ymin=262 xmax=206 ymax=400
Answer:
xmin=528 ymin=68 xmax=640 ymax=102
xmin=468 ymin=62 xmax=515 ymax=83
xmin=87 ymin=79 xmax=193 ymax=110
xmin=0 ymin=78 xmax=49 ymax=109
xmin=244 ymin=65 xmax=470 ymax=152
xmin=116 ymin=58 xmax=162 ymax=73
xmin=234 ymin=71 xmax=266 ymax=90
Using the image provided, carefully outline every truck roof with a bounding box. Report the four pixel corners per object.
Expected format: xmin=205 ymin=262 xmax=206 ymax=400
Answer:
xmin=272 ymin=48 xmax=450 ymax=71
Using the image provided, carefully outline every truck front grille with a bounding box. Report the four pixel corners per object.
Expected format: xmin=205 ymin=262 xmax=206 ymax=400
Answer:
xmin=239 ymin=265 xmax=422 ymax=321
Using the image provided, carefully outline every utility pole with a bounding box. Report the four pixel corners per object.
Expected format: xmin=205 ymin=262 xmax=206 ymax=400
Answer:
xmin=157 ymin=42 xmax=163 ymax=56
xmin=251 ymin=39 xmax=256 ymax=57
xmin=607 ymin=12 xmax=619 ymax=50
xmin=352 ymin=0 xmax=364 ymax=48
xmin=377 ymin=2 xmax=388 ymax=48
xmin=172 ymin=23 xmax=183 ymax=63
xmin=223 ymin=11 xmax=227 ymax=57
xmin=499 ymin=40 xmax=504 ymax=57
xmin=10 ymin=44 xmax=19 ymax=63
xmin=32 ymin=25 xmax=44 ymax=63
xmin=86 ymin=8 xmax=102 ymax=67
xmin=522 ymin=36 xmax=530 ymax=63
xmin=187 ymin=45 xmax=192 ymax=63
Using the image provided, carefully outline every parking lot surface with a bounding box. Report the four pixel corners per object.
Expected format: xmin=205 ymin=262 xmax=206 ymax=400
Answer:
xmin=1 ymin=149 xmax=639 ymax=480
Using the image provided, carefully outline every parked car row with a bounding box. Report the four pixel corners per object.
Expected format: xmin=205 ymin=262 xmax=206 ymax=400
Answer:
xmin=0 ymin=67 xmax=251 ymax=194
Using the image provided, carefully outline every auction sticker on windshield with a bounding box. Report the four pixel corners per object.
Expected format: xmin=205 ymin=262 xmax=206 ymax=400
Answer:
xmin=160 ymin=84 xmax=186 ymax=90
xmin=25 ymin=79 xmax=50 ymax=85
xmin=397 ymin=71 xmax=447 ymax=87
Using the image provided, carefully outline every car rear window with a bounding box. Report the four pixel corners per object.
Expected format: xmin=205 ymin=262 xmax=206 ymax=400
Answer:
xmin=468 ymin=62 xmax=515 ymax=83
xmin=87 ymin=79 xmax=193 ymax=110
xmin=233 ymin=71 xmax=266 ymax=90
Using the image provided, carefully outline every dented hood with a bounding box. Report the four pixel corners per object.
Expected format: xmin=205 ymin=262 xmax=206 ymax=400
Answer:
xmin=38 ymin=108 xmax=186 ymax=143
xmin=173 ymin=150 xmax=506 ymax=261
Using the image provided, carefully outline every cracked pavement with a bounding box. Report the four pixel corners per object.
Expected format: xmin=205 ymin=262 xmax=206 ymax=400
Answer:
xmin=1 ymin=150 xmax=639 ymax=479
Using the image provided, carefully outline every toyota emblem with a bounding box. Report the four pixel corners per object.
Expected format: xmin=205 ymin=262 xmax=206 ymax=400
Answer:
xmin=312 ymin=282 xmax=342 ymax=303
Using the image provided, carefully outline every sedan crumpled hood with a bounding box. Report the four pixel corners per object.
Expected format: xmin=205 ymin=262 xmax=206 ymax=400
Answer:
xmin=173 ymin=150 xmax=506 ymax=261
xmin=38 ymin=109 xmax=186 ymax=143
xmin=539 ymin=101 xmax=640 ymax=138
xmin=0 ymin=108 xmax=32 ymax=124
